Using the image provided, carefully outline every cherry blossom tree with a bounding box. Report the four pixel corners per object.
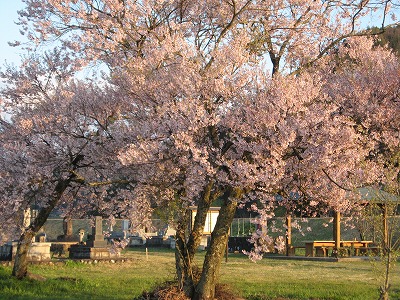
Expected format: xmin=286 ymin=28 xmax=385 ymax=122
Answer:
xmin=318 ymin=38 xmax=400 ymax=299
xmin=118 ymin=35 xmax=400 ymax=298
xmin=0 ymin=49 xmax=143 ymax=279
xmin=4 ymin=1 xmax=399 ymax=299
xmin=248 ymin=35 xmax=400 ymax=255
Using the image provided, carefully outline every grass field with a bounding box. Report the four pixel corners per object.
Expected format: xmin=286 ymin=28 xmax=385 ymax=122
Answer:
xmin=0 ymin=247 xmax=399 ymax=300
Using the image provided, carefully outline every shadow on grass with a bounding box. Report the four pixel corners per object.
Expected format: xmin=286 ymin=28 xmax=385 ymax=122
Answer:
xmin=0 ymin=267 xmax=113 ymax=300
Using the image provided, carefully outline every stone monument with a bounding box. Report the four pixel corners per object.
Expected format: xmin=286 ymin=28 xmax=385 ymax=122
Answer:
xmin=69 ymin=216 xmax=119 ymax=260
xmin=86 ymin=216 xmax=107 ymax=248
xmin=78 ymin=229 xmax=85 ymax=243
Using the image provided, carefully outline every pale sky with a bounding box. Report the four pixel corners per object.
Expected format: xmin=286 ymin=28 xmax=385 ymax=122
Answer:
xmin=0 ymin=0 xmax=26 ymax=66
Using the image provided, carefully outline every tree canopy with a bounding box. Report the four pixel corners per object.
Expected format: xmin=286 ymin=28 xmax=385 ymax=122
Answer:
xmin=1 ymin=1 xmax=400 ymax=299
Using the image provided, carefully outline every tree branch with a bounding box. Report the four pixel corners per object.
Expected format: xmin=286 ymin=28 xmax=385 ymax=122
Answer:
xmin=322 ymin=168 xmax=352 ymax=191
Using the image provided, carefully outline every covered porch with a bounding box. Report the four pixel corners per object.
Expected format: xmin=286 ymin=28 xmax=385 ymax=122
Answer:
xmin=284 ymin=188 xmax=400 ymax=257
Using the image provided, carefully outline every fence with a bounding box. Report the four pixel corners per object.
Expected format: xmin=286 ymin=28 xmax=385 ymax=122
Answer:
xmin=41 ymin=218 xmax=170 ymax=241
xmin=40 ymin=216 xmax=400 ymax=247
xmin=230 ymin=218 xmax=258 ymax=237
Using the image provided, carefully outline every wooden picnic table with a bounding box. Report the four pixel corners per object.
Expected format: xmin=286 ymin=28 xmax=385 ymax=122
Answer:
xmin=340 ymin=240 xmax=374 ymax=256
xmin=305 ymin=240 xmax=374 ymax=257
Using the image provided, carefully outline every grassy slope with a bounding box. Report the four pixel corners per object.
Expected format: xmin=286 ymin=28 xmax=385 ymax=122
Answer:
xmin=0 ymin=248 xmax=399 ymax=300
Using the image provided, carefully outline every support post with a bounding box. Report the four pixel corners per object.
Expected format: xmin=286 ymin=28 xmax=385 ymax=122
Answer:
xmin=285 ymin=215 xmax=292 ymax=256
xmin=382 ymin=204 xmax=388 ymax=252
xmin=333 ymin=210 xmax=341 ymax=257
xmin=225 ymin=228 xmax=230 ymax=263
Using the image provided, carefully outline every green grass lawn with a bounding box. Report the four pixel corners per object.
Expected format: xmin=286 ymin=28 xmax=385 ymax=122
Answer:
xmin=220 ymin=255 xmax=400 ymax=300
xmin=0 ymin=247 xmax=399 ymax=300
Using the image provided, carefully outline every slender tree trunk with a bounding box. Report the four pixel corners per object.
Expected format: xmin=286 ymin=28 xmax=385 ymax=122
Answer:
xmin=193 ymin=194 xmax=238 ymax=300
xmin=12 ymin=178 xmax=71 ymax=279
xmin=379 ymin=231 xmax=392 ymax=300
xmin=379 ymin=249 xmax=391 ymax=300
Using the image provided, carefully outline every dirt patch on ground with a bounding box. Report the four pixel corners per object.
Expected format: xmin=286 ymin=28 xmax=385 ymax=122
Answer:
xmin=135 ymin=282 xmax=245 ymax=300
xmin=27 ymin=272 xmax=47 ymax=282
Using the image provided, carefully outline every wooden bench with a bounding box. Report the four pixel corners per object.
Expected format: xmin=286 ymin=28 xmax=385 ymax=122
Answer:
xmin=286 ymin=246 xmax=305 ymax=256
xmin=355 ymin=246 xmax=380 ymax=256
xmin=305 ymin=241 xmax=374 ymax=257
xmin=305 ymin=241 xmax=336 ymax=257
xmin=315 ymin=246 xmax=329 ymax=257
xmin=341 ymin=241 xmax=374 ymax=256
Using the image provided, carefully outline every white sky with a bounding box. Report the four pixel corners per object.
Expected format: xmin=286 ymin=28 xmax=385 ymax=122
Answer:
xmin=0 ymin=0 xmax=27 ymax=67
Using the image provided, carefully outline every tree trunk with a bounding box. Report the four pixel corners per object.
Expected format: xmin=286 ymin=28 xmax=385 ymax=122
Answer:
xmin=193 ymin=194 xmax=238 ymax=300
xmin=379 ymin=234 xmax=392 ymax=300
xmin=175 ymin=181 xmax=216 ymax=297
xmin=12 ymin=229 xmax=36 ymax=279
xmin=12 ymin=177 xmax=71 ymax=279
xmin=187 ymin=181 xmax=215 ymax=259
xmin=379 ymin=251 xmax=390 ymax=300
xmin=175 ymin=209 xmax=195 ymax=296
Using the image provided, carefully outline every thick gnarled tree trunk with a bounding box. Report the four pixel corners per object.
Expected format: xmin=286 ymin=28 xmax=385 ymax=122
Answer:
xmin=193 ymin=196 xmax=237 ymax=300
xmin=175 ymin=209 xmax=195 ymax=296
xmin=175 ymin=181 xmax=217 ymax=297
xmin=12 ymin=229 xmax=36 ymax=279
xmin=175 ymin=183 xmax=243 ymax=300
xmin=12 ymin=178 xmax=71 ymax=279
